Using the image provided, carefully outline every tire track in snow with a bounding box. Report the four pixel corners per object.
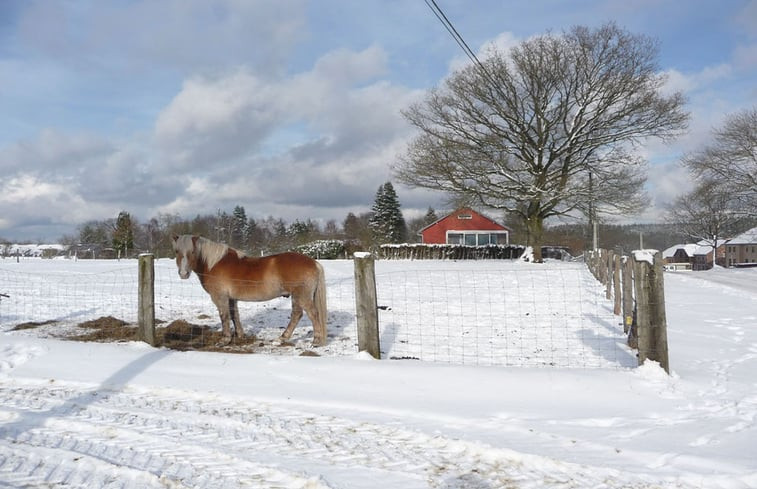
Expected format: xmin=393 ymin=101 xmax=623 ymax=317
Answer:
xmin=0 ymin=381 xmax=682 ymax=488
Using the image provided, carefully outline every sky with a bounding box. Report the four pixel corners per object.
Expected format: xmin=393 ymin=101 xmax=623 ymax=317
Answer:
xmin=1 ymin=0 xmax=756 ymax=242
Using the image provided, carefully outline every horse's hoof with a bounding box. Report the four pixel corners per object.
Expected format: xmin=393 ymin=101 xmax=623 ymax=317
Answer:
xmin=312 ymin=338 xmax=326 ymax=347
xmin=216 ymin=337 xmax=231 ymax=347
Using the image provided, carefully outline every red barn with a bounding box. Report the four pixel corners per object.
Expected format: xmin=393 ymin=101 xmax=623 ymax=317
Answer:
xmin=419 ymin=208 xmax=511 ymax=246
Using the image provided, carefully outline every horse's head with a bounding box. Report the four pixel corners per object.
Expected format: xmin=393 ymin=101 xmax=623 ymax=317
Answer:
xmin=171 ymin=234 xmax=199 ymax=279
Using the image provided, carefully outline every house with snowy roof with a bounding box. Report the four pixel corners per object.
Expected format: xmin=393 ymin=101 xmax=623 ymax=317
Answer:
xmin=418 ymin=207 xmax=511 ymax=246
xmin=663 ymin=240 xmax=728 ymax=270
xmin=662 ymin=243 xmax=698 ymax=266
xmin=692 ymin=240 xmax=729 ymax=270
xmin=725 ymin=227 xmax=757 ymax=267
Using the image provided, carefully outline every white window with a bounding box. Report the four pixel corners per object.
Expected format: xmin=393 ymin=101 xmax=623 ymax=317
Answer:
xmin=447 ymin=233 xmax=463 ymax=244
xmin=446 ymin=231 xmax=509 ymax=246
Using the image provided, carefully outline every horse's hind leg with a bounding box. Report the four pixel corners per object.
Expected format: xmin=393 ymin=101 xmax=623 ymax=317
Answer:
xmin=280 ymin=299 xmax=303 ymax=342
xmin=229 ymin=298 xmax=245 ymax=339
xmin=298 ymin=295 xmax=324 ymax=346
xmin=304 ymin=302 xmax=325 ymax=347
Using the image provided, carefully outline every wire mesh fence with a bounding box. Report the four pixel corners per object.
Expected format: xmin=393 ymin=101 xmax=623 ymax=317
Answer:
xmin=0 ymin=258 xmax=358 ymax=354
xmin=1 ymin=258 xmax=636 ymax=368
xmin=374 ymin=263 xmax=635 ymax=368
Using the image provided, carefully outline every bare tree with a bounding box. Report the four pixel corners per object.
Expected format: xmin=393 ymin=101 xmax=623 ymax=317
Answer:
xmin=666 ymin=179 xmax=746 ymax=268
xmin=683 ymin=107 xmax=757 ymax=214
xmin=395 ymin=22 xmax=688 ymax=261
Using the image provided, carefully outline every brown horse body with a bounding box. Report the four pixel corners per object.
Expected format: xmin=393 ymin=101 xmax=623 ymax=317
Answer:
xmin=171 ymin=235 xmax=327 ymax=346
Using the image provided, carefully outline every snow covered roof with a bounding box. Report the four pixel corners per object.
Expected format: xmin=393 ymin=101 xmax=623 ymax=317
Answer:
xmin=697 ymin=239 xmax=728 ymax=247
xmin=662 ymin=243 xmax=698 ymax=258
xmin=728 ymin=227 xmax=757 ymax=245
xmin=663 ymin=239 xmax=729 ymax=258
xmin=694 ymin=245 xmax=714 ymax=256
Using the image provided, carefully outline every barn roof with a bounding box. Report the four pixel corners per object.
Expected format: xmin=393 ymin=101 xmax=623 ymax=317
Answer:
xmin=418 ymin=207 xmax=510 ymax=234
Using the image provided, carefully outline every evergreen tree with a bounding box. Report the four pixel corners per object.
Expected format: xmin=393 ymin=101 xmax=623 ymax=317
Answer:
xmin=407 ymin=207 xmax=439 ymax=243
xmin=231 ymin=205 xmax=248 ymax=248
xmin=423 ymin=207 xmax=438 ymax=226
xmin=112 ymin=211 xmax=134 ymax=255
xmin=288 ymin=219 xmax=317 ymax=246
xmin=215 ymin=210 xmax=233 ymax=244
xmin=246 ymin=217 xmax=265 ymax=252
xmin=369 ymin=182 xmax=407 ymax=244
xmin=343 ymin=212 xmax=361 ymax=240
xmin=78 ymin=221 xmax=110 ymax=246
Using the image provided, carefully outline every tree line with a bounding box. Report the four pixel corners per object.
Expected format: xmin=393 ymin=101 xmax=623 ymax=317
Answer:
xmin=51 ymin=182 xmax=439 ymax=259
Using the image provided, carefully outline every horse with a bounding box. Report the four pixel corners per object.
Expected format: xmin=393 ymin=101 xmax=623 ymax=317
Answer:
xmin=171 ymin=234 xmax=327 ymax=346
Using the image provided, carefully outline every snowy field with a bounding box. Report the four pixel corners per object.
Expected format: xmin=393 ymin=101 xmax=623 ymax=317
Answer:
xmin=1 ymin=258 xmax=756 ymax=488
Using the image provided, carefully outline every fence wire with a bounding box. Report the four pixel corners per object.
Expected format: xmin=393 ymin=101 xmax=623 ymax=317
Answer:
xmin=1 ymin=259 xmax=635 ymax=368
xmin=375 ymin=264 xmax=636 ymax=368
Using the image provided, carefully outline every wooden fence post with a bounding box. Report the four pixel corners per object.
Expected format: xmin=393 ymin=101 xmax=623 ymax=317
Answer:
xmin=613 ymin=253 xmax=622 ymax=315
xmin=605 ymin=250 xmax=614 ymax=300
xmin=353 ymin=252 xmax=381 ymax=359
xmin=621 ymin=257 xmax=634 ymax=334
xmin=138 ymin=253 xmax=156 ymax=347
xmin=632 ymin=251 xmax=670 ymax=373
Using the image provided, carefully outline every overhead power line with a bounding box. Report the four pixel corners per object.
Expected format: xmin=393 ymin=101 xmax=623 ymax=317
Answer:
xmin=424 ymin=0 xmax=484 ymax=69
xmin=423 ymin=0 xmax=508 ymax=106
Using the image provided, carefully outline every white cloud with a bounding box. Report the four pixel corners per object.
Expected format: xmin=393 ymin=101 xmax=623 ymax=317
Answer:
xmin=311 ymin=44 xmax=388 ymax=85
xmin=447 ymin=31 xmax=521 ymax=74
xmin=15 ymin=0 xmax=307 ymax=76
xmin=733 ymin=41 xmax=757 ymax=70
xmin=0 ymin=174 xmax=116 ymax=235
xmin=0 ymin=129 xmax=111 ymax=174
xmin=736 ymin=0 xmax=757 ymax=37
xmin=155 ymin=70 xmax=281 ymax=167
xmin=0 ymin=174 xmax=63 ymax=203
xmin=149 ymin=44 xmax=421 ymax=223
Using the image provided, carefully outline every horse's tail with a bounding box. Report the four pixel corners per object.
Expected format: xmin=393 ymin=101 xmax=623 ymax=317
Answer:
xmin=312 ymin=261 xmax=328 ymax=345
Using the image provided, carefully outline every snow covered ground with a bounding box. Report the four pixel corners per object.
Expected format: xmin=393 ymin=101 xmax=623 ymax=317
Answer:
xmin=1 ymin=258 xmax=756 ymax=488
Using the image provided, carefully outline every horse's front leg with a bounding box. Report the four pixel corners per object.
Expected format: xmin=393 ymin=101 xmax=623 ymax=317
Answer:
xmin=211 ymin=295 xmax=232 ymax=345
xmin=280 ymin=299 xmax=303 ymax=343
xmin=229 ymin=298 xmax=245 ymax=339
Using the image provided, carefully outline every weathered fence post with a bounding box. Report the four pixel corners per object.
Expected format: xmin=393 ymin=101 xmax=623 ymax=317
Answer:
xmin=621 ymin=256 xmax=634 ymax=334
xmin=353 ymin=252 xmax=381 ymax=359
xmin=613 ymin=253 xmax=622 ymax=315
xmin=632 ymin=251 xmax=669 ymax=373
xmin=138 ymin=253 xmax=156 ymax=347
xmin=605 ymin=250 xmax=614 ymax=300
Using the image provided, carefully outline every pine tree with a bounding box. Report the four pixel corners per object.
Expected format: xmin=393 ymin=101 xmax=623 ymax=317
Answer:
xmin=369 ymin=182 xmax=406 ymax=244
xmin=288 ymin=219 xmax=316 ymax=246
xmin=231 ymin=205 xmax=248 ymax=249
xmin=343 ymin=212 xmax=361 ymax=240
xmin=112 ymin=211 xmax=134 ymax=255
xmin=423 ymin=207 xmax=438 ymax=226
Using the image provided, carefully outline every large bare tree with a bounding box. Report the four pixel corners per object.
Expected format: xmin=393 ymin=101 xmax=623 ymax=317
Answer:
xmin=683 ymin=107 xmax=757 ymax=214
xmin=396 ymin=22 xmax=689 ymax=261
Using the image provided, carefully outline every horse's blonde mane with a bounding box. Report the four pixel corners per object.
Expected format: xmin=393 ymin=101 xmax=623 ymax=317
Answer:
xmin=196 ymin=236 xmax=248 ymax=270
xmin=176 ymin=235 xmax=245 ymax=271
